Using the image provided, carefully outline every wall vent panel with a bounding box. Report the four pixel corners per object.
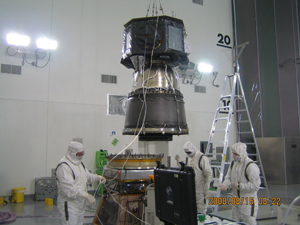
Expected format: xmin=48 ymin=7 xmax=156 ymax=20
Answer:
xmin=193 ymin=0 xmax=203 ymax=6
xmin=194 ymin=85 xmax=206 ymax=93
xmin=1 ymin=64 xmax=11 ymax=73
xmin=1 ymin=64 xmax=22 ymax=75
xmin=101 ymin=74 xmax=117 ymax=84
xmin=11 ymin=65 xmax=22 ymax=75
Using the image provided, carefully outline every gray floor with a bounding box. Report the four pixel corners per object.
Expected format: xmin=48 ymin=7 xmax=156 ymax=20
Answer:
xmin=0 ymin=184 xmax=300 ymax=225
xmin=0 ymin=193 xmax=100 ymax=225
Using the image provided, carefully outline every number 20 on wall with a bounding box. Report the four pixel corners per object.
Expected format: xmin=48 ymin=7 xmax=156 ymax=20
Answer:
xmin=217 ymin=33 xmax=232 ymax=49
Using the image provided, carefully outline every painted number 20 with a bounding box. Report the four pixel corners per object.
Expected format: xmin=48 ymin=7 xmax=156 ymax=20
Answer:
xmin=218 ymin=33 xmax=231 ymax=46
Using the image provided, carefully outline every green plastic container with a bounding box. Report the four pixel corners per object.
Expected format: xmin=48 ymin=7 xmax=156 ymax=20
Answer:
xmin=198 ymin=213 xmax=205 ymax=222
xmin=95 ymin=150 xmax=108 ymax=195
xmin=96 ymin=150 xmax=108 ymax=169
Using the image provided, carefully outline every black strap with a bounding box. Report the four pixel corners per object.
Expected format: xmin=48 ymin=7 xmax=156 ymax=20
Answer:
xmin=230 ymin=160 xmax=234 ymax=170
xmin=251 ymin=202 xmax=255 ymax=216
xmin=198 ymin=155 xmax=204 ymax=170
xmin=245 ymin=161 xmax=254 ymax=181
xmin=230 ymin=161 xmax=255 ymax=181
xmin=185 ymin=155 xmax=204 ymax=170
xmin=55 ymin=162 xmax=75 ymax=180
xmin=55 ymin=161 xmax=86 ymax=180
xmin=64 ymin=201 xmax=69 ymax=221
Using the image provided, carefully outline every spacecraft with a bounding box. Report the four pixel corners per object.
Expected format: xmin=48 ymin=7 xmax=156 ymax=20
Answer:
xmin=121 ymin=16 xmax=190 ymax=141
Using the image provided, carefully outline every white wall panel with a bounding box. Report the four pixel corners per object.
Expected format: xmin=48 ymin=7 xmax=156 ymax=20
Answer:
xmin=0 ymin=99 xmax=48 ymax=195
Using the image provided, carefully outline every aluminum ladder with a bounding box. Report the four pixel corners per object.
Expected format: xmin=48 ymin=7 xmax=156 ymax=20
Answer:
xmin=205 ymin=73 xmax=270 ymax=213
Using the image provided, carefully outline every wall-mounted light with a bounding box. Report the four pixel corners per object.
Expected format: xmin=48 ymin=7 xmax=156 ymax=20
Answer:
xmin=36 ymin=38 xmax=57 ymax=50
xmin=177 ymin=62 xmax=215 ymax=85
xmin=176 ymin=62 xmax=202 ymax=85
xmin=197 ymin=62 xmax=213 ymax=73
xmin=176 ymin=62 xmax=219 ymax=87
xmin=198 ymin=63 xmax=219 ymax=88
xmin=6 ymin=33 xmax=30 ymax=46
xmin=5 ymin=33 xmax=57 ymax=68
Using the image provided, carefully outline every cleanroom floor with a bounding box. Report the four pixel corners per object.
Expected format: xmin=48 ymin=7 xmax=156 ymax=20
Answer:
xmin=1 ymin=184 xmax=299 ymax=225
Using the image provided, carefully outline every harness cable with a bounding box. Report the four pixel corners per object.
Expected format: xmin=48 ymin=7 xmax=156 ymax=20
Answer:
xmin=0 ymin=212 xmax=17 ymax=224
xmin=92 ymin=2 xmax=163 ymax=224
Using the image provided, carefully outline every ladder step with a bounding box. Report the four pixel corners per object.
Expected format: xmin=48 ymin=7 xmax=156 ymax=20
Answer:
xmin=237 ymin=131 xmax=252 ymax=134
xmin=212 ymin=129 xmax=227 ymax=133
xmin=210 ymin=162 xmax=231 ymax=168
xmin=206 ymin=153 xmax=225 ymax=156
xmin=220 ymin=95 xmax=231 ymax=99
xmin=234 ymin=109 xmax=247 ymax=113
xmin=247 ymin=154 xmax=257 ymax=157
xmin=233 ymin=95 xmax=244 ymax=99
xmin=211 ymin=166 xmax=221 ymax=168
xmin=220 ymin=94 xmax=244 ymax=99
xmin=217 ymin=107 xmax=231 ymax=111
xmin=236 ymin=120 xmax=250 ymax=123
xmin=208 ymin=141 xmax=226 ymax=144
xmin=215 ymin=117 xmax=229 ymax=121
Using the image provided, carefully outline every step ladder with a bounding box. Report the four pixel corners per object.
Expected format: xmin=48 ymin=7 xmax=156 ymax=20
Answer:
xmin=205 ymin=73 xmax=270 ymax=213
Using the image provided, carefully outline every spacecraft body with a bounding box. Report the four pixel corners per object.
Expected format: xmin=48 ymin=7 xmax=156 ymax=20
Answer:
xmin=121 ymin=16 xmax=189 ymax=141
xmin=94 ymin=15 xmax=191 ymax=225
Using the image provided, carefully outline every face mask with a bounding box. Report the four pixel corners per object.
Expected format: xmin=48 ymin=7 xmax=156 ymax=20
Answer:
xmin=233 ymin=155 xmax=241 ymax=163
xmin=76 ymin=155 xmax=83 ymax=160
xmin=185 ymin=149 xmax=196 ymax=157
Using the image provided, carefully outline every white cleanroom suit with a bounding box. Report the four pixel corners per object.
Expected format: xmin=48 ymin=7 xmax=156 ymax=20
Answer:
xmin=56 ymin=142 xmax=106 ymax=225
xmin=183 ymin=142 xmax=212 ymax=213
xmin=219 ymin=142 xmax=261 ymax=225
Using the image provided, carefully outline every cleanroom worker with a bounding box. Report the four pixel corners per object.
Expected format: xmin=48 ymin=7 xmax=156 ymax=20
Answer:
xmin=182 ymin=141 xmax=212 ymax=213
xmin=55 ymin=141 xmax=106 ymax=225
xmin=219 ymin=142 xmax=261 ymax=225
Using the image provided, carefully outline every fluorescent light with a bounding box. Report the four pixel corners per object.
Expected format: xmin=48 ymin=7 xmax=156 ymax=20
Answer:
xmin=6 ymin=33 xmax=30 ymax=46
xmin=36 ymin=38 xmax=58 ymax=50
xmin=198 ymin=63 xmax=213 ymax=73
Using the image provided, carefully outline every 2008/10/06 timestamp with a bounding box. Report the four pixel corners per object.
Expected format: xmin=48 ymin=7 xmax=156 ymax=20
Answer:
xmin=209 ymin=197 xmax=281 ymax=206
